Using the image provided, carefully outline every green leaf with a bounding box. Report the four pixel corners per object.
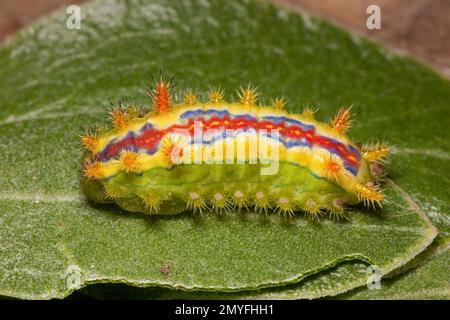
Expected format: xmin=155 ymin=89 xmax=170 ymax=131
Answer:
xmin=80 ymin=261 xmax=372 ymax=299
xmin=80 ymin=241 xmax=450 ymax=300
xmin=0 ymin=0 xmax=447 ymax=299
xmin=341 ymin=240 xmax=450 ymax=299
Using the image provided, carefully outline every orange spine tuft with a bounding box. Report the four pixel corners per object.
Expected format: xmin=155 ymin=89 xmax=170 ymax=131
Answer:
xmin=111 ymin=109 xmax=128 ymax=129
xmin=153 ymin=80 xmax=171 ymax=114
xmin=83 ymin=161 xmax=104 ymax=180
xmin=119 ymin=150 xmax=142 ymax=173
xmin=324 ymin=156 xmax=342 ymax=181
xmin=81 ymin=134 xmax=99 ymax=152
xmin=331 ymin=107 xmax=352 ymax=134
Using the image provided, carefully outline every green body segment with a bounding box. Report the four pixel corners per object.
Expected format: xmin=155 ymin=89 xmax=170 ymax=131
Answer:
xmin=82 ymin=162 xmax=361 ymax=216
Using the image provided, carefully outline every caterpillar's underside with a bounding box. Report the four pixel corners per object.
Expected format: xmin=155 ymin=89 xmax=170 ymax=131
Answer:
xmin=81 ymin=80 xmax=390 ymax=219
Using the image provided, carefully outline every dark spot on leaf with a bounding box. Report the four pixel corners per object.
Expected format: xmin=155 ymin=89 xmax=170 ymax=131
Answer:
xmin=160 ymin=263 xmax=171 ymax=275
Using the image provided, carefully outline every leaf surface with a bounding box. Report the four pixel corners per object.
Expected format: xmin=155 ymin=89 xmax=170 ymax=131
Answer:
xmin=0 ymin=0 xmax=447 ymax=299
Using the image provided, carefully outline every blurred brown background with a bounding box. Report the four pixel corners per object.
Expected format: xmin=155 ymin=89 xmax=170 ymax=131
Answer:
xmin=1 ymin=0 xmax=449 ymax=77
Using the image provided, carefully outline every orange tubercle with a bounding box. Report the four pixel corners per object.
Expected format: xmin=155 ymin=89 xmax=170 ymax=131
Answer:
xmin=153 ymin=80 xmax=171 ymax=114
xmin=83 ymin=161 xmax=105 ymax=179
xmin=324 ymin=157 xmax=342 ymax=181
xmin=81 ymin=134 xmax=99 ymax=152
xmin=111 ymin=109 xmax=128 ymax=129
xmin=120 ymin=150 xmax=142 ymax=173
xmin=331 ymin=107 xmax=352 ymax=134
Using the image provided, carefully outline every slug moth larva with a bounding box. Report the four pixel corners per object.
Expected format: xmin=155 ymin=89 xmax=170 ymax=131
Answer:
xmin=81 ymin=79 xmax=390 ymax=219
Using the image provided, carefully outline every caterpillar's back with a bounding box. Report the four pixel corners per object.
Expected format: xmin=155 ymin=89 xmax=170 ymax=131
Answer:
xmin=81 ymin=80 xmax=390 ymax=219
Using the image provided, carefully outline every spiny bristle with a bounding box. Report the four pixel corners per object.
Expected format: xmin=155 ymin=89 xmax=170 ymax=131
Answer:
xmin=209 ymin=88 xmax=224 ymax=104
xmin=329 ymin=209 xmax=348 ymax=221
xmin=124 ymin=105 xmax=140 ymax=118
xmin=139 ymin=190 xmax=162 ymax=213
xmin=328 ymin=198 xmax=348 ymax=221
xmin=152 ymin=80 xmax=171 ymax=114
xmin=93 ymin=124 xmax=109 ymax=137
xmin=331 ymin=107 xmax=352 ymax=134
xmin=275 ymin=197 xmax=294 ymax=217
xmin=119 ymin=150 xmax=142 ymax=173
xmin=238 ymin=85 xmax=259 ymax=107
xmin=231 ymin=190 xmax=249 ymax=212
xmin=210 ymin=193 xmax=232 ymax=214
xmin=104 ymin=183 xmax=122 ymax=199
xmin=83 ymin=161 xmax=104 ymax=180
xmin=110 ymin=109 xmax=128 ymax=130
xmin=304 ymin=199 xmax=323 ymax=220
xmin=187 ymin=191 xmax=208 ymax=215
xmin=271 ymin=97 xmax=286 ymax=110
xmin=302 ymin=106 xmax=318 ymax=119
xmin=183 ymin=90 xmax=197 ymax=105
xmin=254 ymin=191 xmax=271 ymax=214
xmin=81 ymin=134 xmax=99 ymax=152
xmin=361 ymin=142 xmax=391 ymax=162
xmin=324 ymin=155 xmax=342 ymax=182
xmin=355 ymin=183 xmax=383 ymax=208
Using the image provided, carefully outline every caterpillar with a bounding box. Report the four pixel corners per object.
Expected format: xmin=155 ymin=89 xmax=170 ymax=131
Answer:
xmin=80 ymin=79 xmax=390 ymax=219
